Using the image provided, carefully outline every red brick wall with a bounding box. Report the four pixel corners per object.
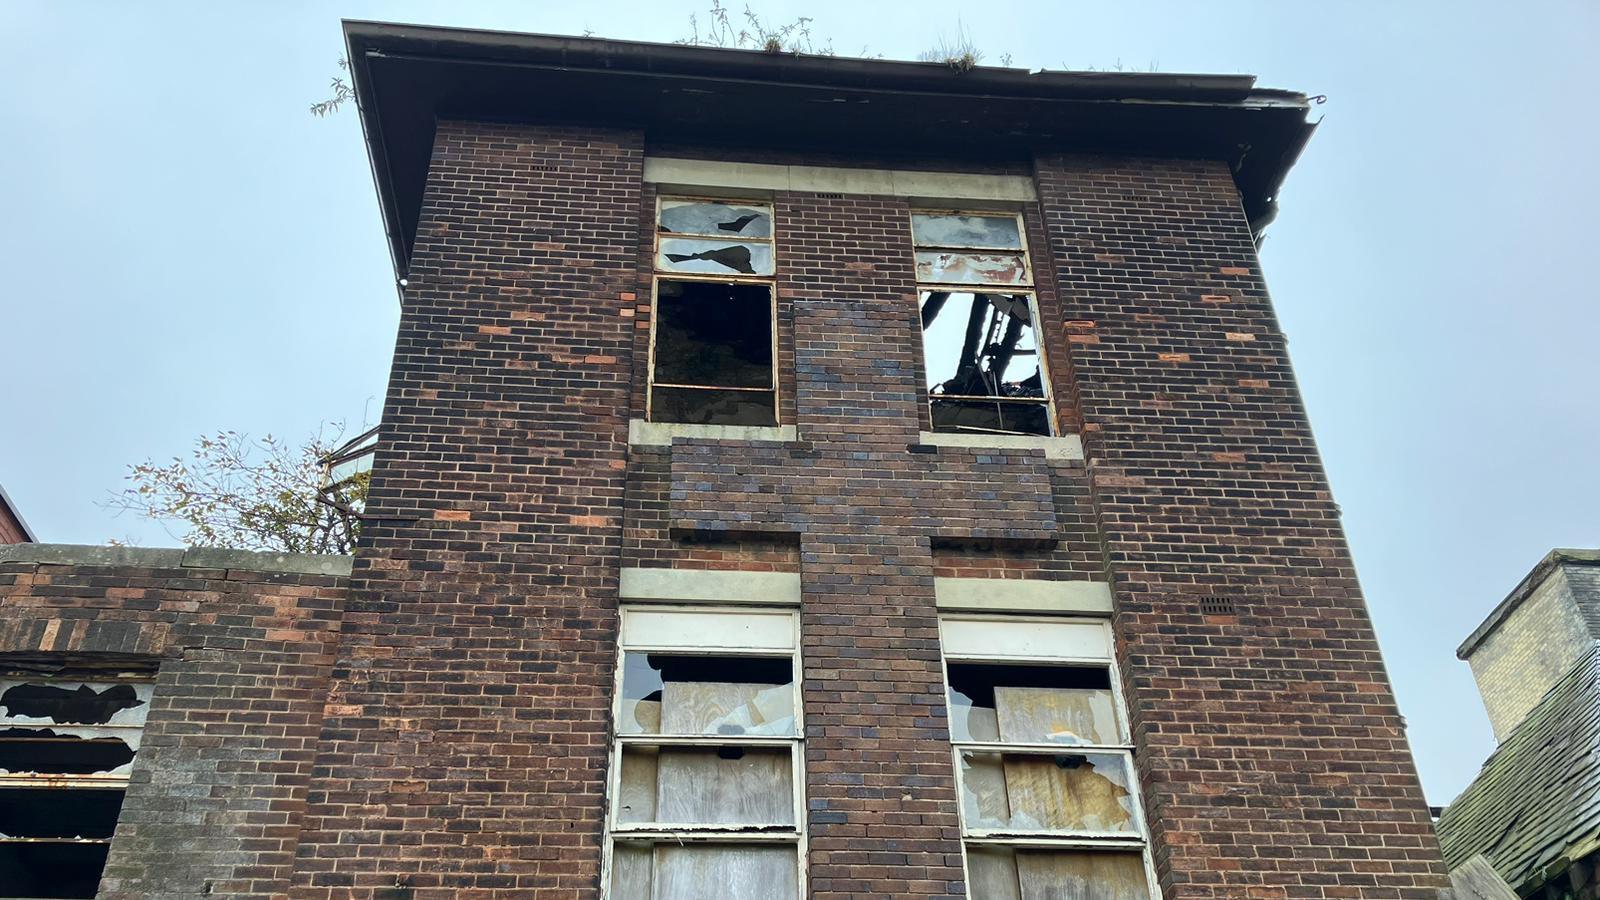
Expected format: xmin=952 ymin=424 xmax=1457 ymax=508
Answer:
xmin=1034 ymin=153 xmax=1451 ymax=898
xmin=0 ymin=496 xmax=30 ymax=544
xmin=287 ymin=122 xmax=643 ymax=899
xmin=0 ymin=552 xmax=346 ymax=899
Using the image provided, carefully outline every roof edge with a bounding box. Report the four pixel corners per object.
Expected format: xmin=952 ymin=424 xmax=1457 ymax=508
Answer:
xmin=1458 ymin=548 xmax=1600 ymax=659
xmin=0 ymin=543 xmax=353 ymax=578
xmin=0 ymin=483 xmax=36 ymax=542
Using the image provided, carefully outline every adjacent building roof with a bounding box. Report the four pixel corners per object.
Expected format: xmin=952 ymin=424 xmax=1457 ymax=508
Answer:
xmin=1458 ymin=548 xmax=1600 ymax=658
xmin=0 ymin=482 xmax=36 ymax=543
xmin=1436 ymin=644 xmax=1600 ymax=889
xmin=342 ymin=21 xmax=1317 ymax=280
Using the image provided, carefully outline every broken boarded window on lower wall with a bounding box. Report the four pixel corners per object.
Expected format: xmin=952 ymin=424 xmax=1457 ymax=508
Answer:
xmin=649 ymin=279 xmax=777 ymax=426
xmin=940 ymin=616 xmax=1158 ymax=898
xmin=0 ymin=675 xmax=152 ymax=899
xmin=607 ymin=607 xmax=804 ymax=899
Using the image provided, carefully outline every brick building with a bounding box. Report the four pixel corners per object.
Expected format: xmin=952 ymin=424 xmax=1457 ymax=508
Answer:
xmin=1437 ymin=550 xmax=1600 ymax=897
xmin=0 ymin=483 xmax=35 ymax=544
xmin=0 ymin=22 xmax=1453 ymax=900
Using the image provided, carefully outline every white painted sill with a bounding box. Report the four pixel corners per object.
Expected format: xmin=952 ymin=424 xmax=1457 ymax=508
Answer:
xmin=916 ymin=431 xmax=1084 ymax=460
xmin=629 ymin=419 xmax=798 ymax=447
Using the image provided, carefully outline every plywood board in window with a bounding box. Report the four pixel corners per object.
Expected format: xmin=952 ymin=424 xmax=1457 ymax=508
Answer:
xmin=966 ymin=845 xmax=1023 ymax=900
xmin=661 ymin=682 xmax=793 ymax=736
xmin=994 ymin=686 xmax=1117 ymax=746
xmin=653 ymin=844 xmax=797 ymax=900
xmin=655 ymin=747 xmax=793 ymax=826
xmin=1000 ymin=756 xmax=1135 ymax=833
xmin=611 ymin=843 xmax=653 ymax=900
xmin=1016 ymin=850 xmax=1148 ymax=900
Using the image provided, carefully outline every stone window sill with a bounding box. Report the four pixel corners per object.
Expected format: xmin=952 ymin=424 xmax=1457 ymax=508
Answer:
xmin=916 ymin=431 xmax=1084 ymax=460
xmin=628 ymin=419 xmax=797 ymax=447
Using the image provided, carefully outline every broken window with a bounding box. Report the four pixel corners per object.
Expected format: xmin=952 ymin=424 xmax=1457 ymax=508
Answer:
xmin=0 ymin=674 xmax=152 ymax=899
xmin=607 ymin=607 xmax=803 ymax=899
xmin=651 ymin=199 xmax=778 ymax=426
xmin=940 ymin=617 xmax=1156 ymax=899
xmin=913 ymin=212 xmax=1054 ymax=436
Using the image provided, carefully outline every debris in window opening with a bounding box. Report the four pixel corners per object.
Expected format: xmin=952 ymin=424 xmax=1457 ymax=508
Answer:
xmin=920 ymin=290 xmax=1050 ymax=435
xmin=0 ymin=683 xmax=144 ymax=725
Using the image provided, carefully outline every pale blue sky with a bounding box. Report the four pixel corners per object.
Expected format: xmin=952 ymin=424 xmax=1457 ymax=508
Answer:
xmin=3 ymin=0 xmax=1596 ymax=807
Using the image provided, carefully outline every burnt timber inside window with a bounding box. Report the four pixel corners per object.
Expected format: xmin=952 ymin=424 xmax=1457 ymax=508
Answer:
xmin=914 ymin=212 xmax=1053 ymax=436
xmin=650 ymin=199 xmax=778 ymax=426
xmin=0 ymin=674 xmax=152 ymax=900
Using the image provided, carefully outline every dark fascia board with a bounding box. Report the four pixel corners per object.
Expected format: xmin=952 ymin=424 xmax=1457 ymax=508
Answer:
xmin=343 ymin=20 xmax=1316 ymax=281
xmin=1458 ymin=548 xmax=1600 ymax=659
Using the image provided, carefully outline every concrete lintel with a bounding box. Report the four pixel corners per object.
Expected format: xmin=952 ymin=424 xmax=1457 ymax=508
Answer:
xmin=629 ymin=419 xmax=797 ymax=447
xmin=0 ymin=542 xmax=352 ymax=578
xmin=934 ymin=577 xmax=1113 ymax=615
xmin=643 ymin=157 xmax=1037 ymax=203
xmin=620 ymin=567 xmax=802 ymax=606
xmin=916 ymin=431 xmax=1085 ymax=461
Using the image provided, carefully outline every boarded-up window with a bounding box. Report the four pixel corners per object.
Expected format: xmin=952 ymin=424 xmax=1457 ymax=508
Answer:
xmin=0 ymin=672 xmax=153 ymax=899
xmin=607 ymin=607 xmax=803 ymax=899
xmin=941 ymin=617 xmax=1155 ymax=898
xmin=913 ymin=211 xmax=1053 ymax=436
xmin=650 ymin=198 xmax=778 ymax=426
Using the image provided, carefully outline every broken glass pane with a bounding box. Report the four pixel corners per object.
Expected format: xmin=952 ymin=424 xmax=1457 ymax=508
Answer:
xmin=618 ymin=744 xmax=794 ymax=826
xmin=946 ymin=663 xmax=1119 ymax=745
xmin=660 ymin=200 xmax=773 ymax=240
xmin=920 ymin=292 xmax=1043 ymax=399
xmin=916 ymin=251 xmax=1028 ymax=286
xmin=659 ymin=238 xmax=774 ymax=276
xmin=0 ymin=679 xmax=150 ymax=781
xmin=911 ymin=213 xmax=1023 ymax=250
xmin=654 ymin=280 xmax=773 ymax=390
xmin=958 ymin=750 xmax=1139 ymax=834
xmin=619 ymin=653 xmax=795 ymax=737
xmin=965 ymin=845 xmax=1151 ymax=900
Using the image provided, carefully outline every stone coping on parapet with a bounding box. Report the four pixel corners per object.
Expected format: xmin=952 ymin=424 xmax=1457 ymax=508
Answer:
xmin=0 ymin=543 xmax=353 ymax=578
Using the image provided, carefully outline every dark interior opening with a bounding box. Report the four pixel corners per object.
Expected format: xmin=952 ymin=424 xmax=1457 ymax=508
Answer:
xmin=0 ymin=842 xmax=110 ymax=899
xmin=0 ymin=730 xmax=135 ymax=775
xmin=0 ymin=788 xmax=124 ymax=841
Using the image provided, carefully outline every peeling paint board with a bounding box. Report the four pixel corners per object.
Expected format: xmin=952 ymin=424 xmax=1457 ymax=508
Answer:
xmin=941 ymin=618 xmax=1110 ymax=661
xmin=1000 ymin=754 xmax=1137 ymax=834
xmin=994 ymin=686 xmax=1119 ymax=746
xmin=661 ymin=681 xmax=793 ymax=736
xmin=623 ymin=608 xmax=795 ymax=651
xmin=652 ymin=844 xmax=797 ymax=900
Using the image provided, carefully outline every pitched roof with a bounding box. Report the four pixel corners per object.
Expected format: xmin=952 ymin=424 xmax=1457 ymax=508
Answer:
xmin=1436 ymin=644 xmax=1600 ymax=889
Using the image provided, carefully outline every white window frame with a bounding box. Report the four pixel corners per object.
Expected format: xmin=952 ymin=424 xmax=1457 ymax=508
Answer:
xmin=647 ymin=196 xmax=781 ymax=426
xmin=602 ymin=605 xmax=806 ymax=899
xmin=939 ymin=614 xmax=1160 ymax=898
xmin=911 ymin=209 xmax=1058 ymax=437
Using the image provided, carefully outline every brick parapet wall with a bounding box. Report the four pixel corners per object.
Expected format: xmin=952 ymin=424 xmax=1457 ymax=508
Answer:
xmin=1033 ymin=152 xmax=1450 ymax=897
xmin=0 ymin=547 xmax=348 ymax=900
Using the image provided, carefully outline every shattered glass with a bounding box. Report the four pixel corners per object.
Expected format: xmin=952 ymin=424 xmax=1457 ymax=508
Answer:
xmin=911 ymin=213 xmax=1023 ymax=250
xmin=618 ymin=653 xmax=796 ymax=737
xmin=659 ymin=200 xmax=773 ymax=239
xmin=659 ymin=238 xmax=774 ymax=276
xmin=959 ymin=749 xmax=1139 ymax=835
xmin=915 ymin=251 xmax=1029 ymax=286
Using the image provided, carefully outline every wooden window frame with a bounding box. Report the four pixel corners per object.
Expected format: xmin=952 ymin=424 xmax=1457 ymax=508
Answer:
xmin=602 ymin=605 xmax=807 ymax=899
xmin=911 ymin=209 xmax=1059 ymax=437
xmin=647 ymin=196 xmax=781 ymax=426
xmin=938 ymin=615 xmax=1160 ymax=898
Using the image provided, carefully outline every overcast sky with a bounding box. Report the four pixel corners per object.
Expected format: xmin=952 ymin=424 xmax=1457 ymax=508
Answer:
xmin=3 ymin=0 xmax=1596 ymax=806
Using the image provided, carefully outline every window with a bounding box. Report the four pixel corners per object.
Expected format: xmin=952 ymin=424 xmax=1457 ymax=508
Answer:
xmin=913 ymin=211 xmax=1054 ymax=436
xmin=0 ymin=671 xmax=153 ymax=899
xmin=650 ymin=199 xmax=778 ymax=426
xmin=940 ymin=616 xmax=1157 ymax=899
xmin=606 ymin=607 xmax=804 ymax=900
